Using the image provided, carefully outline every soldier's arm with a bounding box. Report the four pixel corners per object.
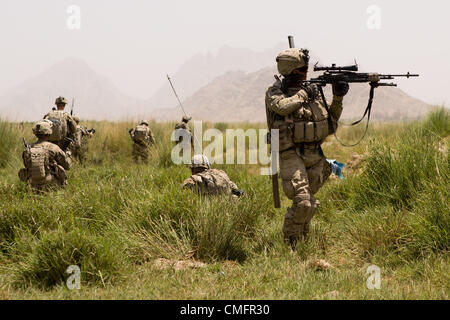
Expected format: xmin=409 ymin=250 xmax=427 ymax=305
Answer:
xmin=182 ymin=177 xmax=196 ymax=190
xmin=328 ymin=96 xmax=344 ymax=120
xmin=67 ymin=115 xmax=77 ymax=136
xmin=55 ymin=148 xmax=72 ymax=170
xmin=129 ymin=128 xmax=135 ymax=139
xmin=266 ymin=86 xmax=310 ymax=116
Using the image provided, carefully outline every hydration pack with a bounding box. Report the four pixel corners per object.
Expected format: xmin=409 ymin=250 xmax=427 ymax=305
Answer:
xmin=44 ymin=111 xmax=68 ymax=142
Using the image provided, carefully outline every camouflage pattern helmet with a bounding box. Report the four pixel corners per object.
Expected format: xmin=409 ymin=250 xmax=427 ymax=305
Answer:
xmin=73 ymin=116 xmax=80 ymax=124
xmin=182 ymin=115 xmax=192 ymax=123
xmin=32 ymin=119 xmax=53 ymax=136
xmin=190 ymin=154 xmax=211 ymax=169
xmin=55 ymin=96 xmax=68 ymax=105
xmin=276 ymin=48 xmax=310 ymax=76
xmin=140 ymin=120 xmax=149 ymax=126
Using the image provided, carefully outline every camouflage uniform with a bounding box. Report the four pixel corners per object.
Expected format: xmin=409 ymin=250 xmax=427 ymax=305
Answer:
xmin=18 ymin=120 xmax=72 ymax=191
xmin=182 ymin=155 xmax=243 ymax=197
xmin=129 ymin=120 xmax=155 ymax=164
xmin=43 ymin=97 xmax=77 ymax=151
xmin=175 ymin=116 xmax=193 ymax=145
xmin=265 ymin=48 xmax=348 ymax=247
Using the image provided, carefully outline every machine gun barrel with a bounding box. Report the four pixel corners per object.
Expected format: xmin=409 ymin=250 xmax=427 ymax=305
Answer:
xmin=379 ymin=72 xmax=419 ymax=79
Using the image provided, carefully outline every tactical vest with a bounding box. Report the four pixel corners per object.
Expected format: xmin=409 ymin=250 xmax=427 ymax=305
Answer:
xmin=288 ymin=98 xmax=335 ymax=144
xmin=266 ymin=82 xmax=336 ymax=151
xmin=21 ymin=147 xmax=49 ymax=184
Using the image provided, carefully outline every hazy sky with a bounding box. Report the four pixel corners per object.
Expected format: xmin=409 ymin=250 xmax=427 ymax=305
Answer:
xmin=1 ymin=0 xmax=449 ymax=105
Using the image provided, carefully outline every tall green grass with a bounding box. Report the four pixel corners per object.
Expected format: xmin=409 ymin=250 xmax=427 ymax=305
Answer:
xmin=0 ymin=109 xmax=448 ymax=298
xmin=0 ymin=119 xmax=18 ymax=169
xmin=320 ymin=107 xmax=449 ymax=262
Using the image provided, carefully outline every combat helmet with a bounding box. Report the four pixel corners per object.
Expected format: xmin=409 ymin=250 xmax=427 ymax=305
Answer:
xmin=140 ymin=120 xmax=149 ymax=126
xmin=32 ymin=119 xmax=53 ymax=136
xmin=182 ymin=115 xmax=192 ymax=123
xmin=190 ymin=154 xmax=211 ymax=169
xmin=55 ymin=96 xmax=68 ymax=105
xmin=276 ymin=48 xmax=310 ymax=76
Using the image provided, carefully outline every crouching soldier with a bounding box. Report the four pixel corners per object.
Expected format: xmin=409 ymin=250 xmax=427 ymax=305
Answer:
xmin=18 ymin=119 xmax=72 ymax=191
xmin=182 ymin=155 xmax=244 ymax=197
xmin=129 ymin=120 xmax=155 ymax=164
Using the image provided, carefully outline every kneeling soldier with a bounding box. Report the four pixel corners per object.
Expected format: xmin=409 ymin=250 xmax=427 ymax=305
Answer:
xmin=18 ymin=119 xmax=72 ymax=191
xmin=182 ymin=155 xmax=244 ymax=197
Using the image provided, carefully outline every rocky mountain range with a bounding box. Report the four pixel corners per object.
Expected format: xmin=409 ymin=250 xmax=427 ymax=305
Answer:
xmin=152 ymin=67 xmax=430 ymax=122
xmin=0 ymin=46 xmax=430 ymax=122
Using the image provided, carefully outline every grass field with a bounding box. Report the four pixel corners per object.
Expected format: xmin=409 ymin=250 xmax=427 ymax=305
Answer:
xmin=0 ymin=108 xmax=448 ymax=299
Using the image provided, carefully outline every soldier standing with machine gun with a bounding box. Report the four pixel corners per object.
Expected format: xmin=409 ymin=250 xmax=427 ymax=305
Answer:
xmin=265 ymin=36 xmax=418 ymax=249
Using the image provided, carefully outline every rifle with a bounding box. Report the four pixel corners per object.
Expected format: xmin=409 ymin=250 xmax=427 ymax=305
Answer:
xmin=265 ymin=36 xmax=301 ymax=209
xmin=23 ymin=137 xmax=30 ymax=149
xmin=306 ymin=63 xmax=418 ymax=146
xmin=70 ymin=98 xmax=75 ymax=116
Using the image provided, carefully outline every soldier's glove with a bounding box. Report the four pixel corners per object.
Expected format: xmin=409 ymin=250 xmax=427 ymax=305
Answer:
xmin=232 ymin=189 xmax=245 ymax=197
xmin=332 ymin=81 xmax=349 ymax=97
xmin=301 ymin=83 xmax=318 ymax=101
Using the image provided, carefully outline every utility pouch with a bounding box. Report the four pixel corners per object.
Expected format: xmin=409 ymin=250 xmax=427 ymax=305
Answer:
xmin=315 ymin=119 xmax=329 ymax=141
xmin=273 ymin=120 xmax=295 ymax=151
xmin=304 ymin=122 xmax=315 ymax=142
xmin=293 ymin=121 xmax=305 ymax=143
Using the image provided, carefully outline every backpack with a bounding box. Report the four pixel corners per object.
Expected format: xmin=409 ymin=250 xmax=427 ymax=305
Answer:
xmin=44 ymin=111 xmax=68 ymax=142
xmin=133 ymin=125 xmax=148 ymax=143
xmin=23 ymin=147 xmax=49 ymax=184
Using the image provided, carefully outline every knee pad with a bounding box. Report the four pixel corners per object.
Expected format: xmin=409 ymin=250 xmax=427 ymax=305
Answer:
xmin=292 ymin=199 xmax=318 ymax=225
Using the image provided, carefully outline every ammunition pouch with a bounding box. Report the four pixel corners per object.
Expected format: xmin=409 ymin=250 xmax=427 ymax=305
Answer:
xmin=293 ymin=119 xmax=331 ymax=143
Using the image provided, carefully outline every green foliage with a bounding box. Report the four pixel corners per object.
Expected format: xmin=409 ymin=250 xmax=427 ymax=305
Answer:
xmin=0 ymin=110 xmax=448 ymax=298
xmin=0 ymin=119 xmax=18 ymax=169
xmin=11 ymin=229 xmax=125 ymax=289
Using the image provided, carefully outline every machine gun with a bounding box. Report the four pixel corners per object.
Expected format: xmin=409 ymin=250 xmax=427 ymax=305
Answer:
xmin=306 ymin=58 xmax=418 ymax=146
xmin=309 ymin=62 xmax=418 ymax=88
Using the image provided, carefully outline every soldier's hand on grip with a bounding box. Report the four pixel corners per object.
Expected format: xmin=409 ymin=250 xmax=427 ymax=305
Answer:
xmin=332 ymin=81 xmax=349 ymax=97
xmin=302 ymin=83 xmax=318 ymax=101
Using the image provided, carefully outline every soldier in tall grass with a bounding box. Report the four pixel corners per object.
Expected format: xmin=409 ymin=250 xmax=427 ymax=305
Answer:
xmin=128 ymin=120 xmax=155 ymax=164
xmin=265 ymin=48 xmax=349 ymax=249
xmin=18 ymin=119 xmax=72 ymax=191
xmin=182 ymin=155 xmax=244 ymax=197
xmin=43 ymin=96 xmax=77 ymax=152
